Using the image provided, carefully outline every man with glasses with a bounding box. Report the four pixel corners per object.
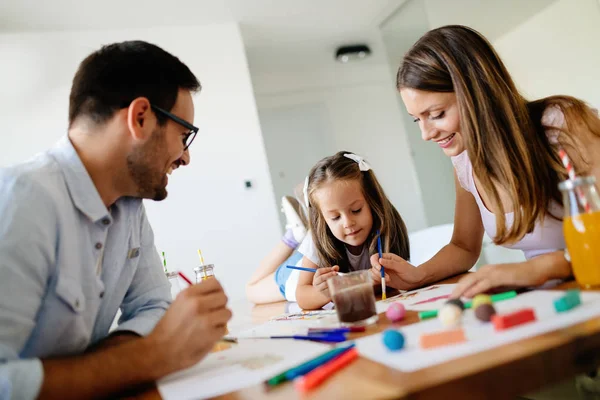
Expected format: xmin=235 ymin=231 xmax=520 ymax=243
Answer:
xmin=0 ymin=41 xmax=231 ymax=400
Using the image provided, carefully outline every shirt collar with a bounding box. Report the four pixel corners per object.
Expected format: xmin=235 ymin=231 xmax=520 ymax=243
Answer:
xmin=49 ymin=136 xmax=111 ymax=223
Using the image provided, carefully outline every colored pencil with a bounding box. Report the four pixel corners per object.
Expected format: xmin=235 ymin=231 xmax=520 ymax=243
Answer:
xmin=295 ymin=347 xmax=359 ymax=392
xmin=377 ymin=230 xmax=386 ymax=300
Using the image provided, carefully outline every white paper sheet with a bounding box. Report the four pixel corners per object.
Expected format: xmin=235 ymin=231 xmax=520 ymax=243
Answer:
xmin=227 ymin=309 xmax=340 ymax=339
xmin=359 ymin=290 xmax=600 ymax=372
xmin=376 ymin=284 xmax=457 ymax=313
xmin=158 ymin=340 xmax=330 ymax=400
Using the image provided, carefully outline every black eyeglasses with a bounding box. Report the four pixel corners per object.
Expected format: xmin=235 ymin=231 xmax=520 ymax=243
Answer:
xmin=151 ymin=105 xmax=199 ymax=151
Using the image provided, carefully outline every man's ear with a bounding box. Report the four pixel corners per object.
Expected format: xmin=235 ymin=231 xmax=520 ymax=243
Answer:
xmin=126 ymin=97 xmax=152 ymax=141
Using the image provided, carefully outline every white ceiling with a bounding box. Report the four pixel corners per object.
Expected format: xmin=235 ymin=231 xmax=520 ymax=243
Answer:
xmin=0 ymin=0 xmax=406 ymax=77
xmin=0 ymin=0 xmax=560 ymax=84
xmin=0 ymin=0 xmax=404 ymax=40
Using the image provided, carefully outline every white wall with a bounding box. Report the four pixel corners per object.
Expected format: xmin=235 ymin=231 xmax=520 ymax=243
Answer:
xmin=380 ymin=0 xmax=457 ymax=229
xmin=253 ymin=61 xmax=428 ymax=233
xmin=494 ymin=0 xmax=600 ymax=109
xmin=0 ymin=24 xmax=281 ymax=301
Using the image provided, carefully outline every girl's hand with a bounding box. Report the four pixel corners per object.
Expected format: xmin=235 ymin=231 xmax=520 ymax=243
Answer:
xmin=451 ymin=263 xmax=531 ymax=298
xmin=312 ymin=266 xmax=339 ymax=299
xmin=370 ymin=253 xmax=425 ymax=291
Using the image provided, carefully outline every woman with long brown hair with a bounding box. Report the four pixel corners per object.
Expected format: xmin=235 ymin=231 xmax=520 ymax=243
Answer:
xmin=371 ymin=25 xmax=600 ymax=298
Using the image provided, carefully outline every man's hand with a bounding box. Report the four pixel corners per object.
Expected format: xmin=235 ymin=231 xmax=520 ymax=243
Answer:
xmin=147 ymin=278 xmax=232 ymax=375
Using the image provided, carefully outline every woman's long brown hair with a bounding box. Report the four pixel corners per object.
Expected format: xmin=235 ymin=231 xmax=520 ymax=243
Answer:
xmin=305 ymin=151 xmax=410 ymax=272
xmin=397 ymin=25 xmax=600 ymax=245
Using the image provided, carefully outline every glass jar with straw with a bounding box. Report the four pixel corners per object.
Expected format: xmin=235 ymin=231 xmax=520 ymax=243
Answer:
xmin=194 ymin=249 xmax=215 ymax=284
xmin=162 ymin=251 xmax=183 ymax=298
xmin=558 ymin=149 xmax=600 ymax=288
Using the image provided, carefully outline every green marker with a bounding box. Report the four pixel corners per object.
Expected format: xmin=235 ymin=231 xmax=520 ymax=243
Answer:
xmin=419 ymin=290 xmax=518 ymax=319
xmin=419 ymin=309 xmax=438 ymax=320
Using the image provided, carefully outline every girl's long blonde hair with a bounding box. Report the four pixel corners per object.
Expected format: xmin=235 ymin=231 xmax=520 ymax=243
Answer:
xmin=305 ymin=151 xmax=410 ymax=272
xmin=397 ymin=25 xmax=600 ymax=245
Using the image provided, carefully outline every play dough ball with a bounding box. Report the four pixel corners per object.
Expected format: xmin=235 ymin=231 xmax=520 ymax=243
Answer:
xmin=445 ymin=298 xmax=465 ymax=310
xmin=439 ymin=303 xmax=463 ymax=328
xmin=386 ymin=302 xmax=406 ymax=322
xmin=472 ymin=294 xmax=492 ymax=310
xmin=383 ymin=329 xmax=405 ymax=351
xmin=475 ymin=303 xmax=497 ymax=322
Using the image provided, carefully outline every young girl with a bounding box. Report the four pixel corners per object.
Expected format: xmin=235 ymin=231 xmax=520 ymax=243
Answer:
xmin=295 ymin=151 xmax=410 ymax=310
xmin=375 ymin=25 xmax=600 ymax=299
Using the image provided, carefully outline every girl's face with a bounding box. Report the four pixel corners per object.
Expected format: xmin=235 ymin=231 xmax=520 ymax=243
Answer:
xmin=313 ymin=179 xmax=373 ymax=253
xmin=400 ymin=88 xmax=465 ymax=157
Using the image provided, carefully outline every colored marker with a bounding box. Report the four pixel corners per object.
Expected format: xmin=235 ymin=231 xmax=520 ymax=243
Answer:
xmin=295 ymin=347 xmax=359 ymax=393
xmin=285 ymin=344 xmax=355 ymax=380
xmin=287 ymin=265 xmax=318 ymax=273
xmin=244 ymin=333 xmax=347 ymax=343
xmin=464 ymin=290 xmax=518 ymax=309
xmin=377 ymin=230 xmax=386 ymax=300
xmin=264 ymin=344 xmax=354 ymax=387
xmin=419 ymin=290 xmax=518 ymax=319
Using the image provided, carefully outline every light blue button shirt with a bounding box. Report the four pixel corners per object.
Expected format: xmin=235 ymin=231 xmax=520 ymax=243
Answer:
xmin=0 ymin=137 xmax=172 ymax=400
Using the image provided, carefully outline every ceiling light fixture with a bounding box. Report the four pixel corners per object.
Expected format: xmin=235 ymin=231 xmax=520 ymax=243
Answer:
xmin=335 ymin=44 xmax=371 ymax=63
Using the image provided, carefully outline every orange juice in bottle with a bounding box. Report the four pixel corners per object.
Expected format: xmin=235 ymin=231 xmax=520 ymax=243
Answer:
xmin=559 ymin=176 xmax=600 ymax=287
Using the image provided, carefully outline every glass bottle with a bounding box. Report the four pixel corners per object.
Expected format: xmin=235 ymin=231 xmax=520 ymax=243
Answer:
xmin=194 ymin=264 xmax=215 ymax=284
xmin=559 ymin=176 xmax=600 ymax=288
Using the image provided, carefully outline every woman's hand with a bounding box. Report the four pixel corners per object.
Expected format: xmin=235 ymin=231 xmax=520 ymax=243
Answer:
xmin=451 ymin=263 xmax=530 ymax=298
xmin=370 ymin=253 xmax=425 ymax=291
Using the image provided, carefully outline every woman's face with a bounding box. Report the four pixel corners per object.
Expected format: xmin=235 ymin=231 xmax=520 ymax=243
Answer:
xmin=400 ymin=88 xmax=464 ymax=157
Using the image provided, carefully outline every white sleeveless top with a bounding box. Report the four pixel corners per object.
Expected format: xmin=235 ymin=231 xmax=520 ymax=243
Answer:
xmin=450 ymin=107 xmax=566 ymax=260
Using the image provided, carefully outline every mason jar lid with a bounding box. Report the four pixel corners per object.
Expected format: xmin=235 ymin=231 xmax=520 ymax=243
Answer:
xmin=558 ymin=176 xmax=596 ymax=191
xmin=194 ymin=264 xmax=214 ymax=272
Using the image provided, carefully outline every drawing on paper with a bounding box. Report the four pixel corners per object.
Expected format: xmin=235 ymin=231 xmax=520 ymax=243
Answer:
xmin=270 ymin=310 xmax=338 ymax=321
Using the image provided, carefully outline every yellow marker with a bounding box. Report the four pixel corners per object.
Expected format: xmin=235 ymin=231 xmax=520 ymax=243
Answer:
xmin=197 ymin=249 xmax=208 ymax=280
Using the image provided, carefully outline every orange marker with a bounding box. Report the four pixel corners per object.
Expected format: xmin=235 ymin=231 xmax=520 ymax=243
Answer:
xmin=294 ymin=347 xmax=358 ymax=392
xmin=419 ymin=328 xmax=466 ymax=349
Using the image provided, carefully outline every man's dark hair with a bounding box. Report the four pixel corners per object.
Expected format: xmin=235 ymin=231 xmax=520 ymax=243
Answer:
xmin=69 ymin=40 xmax=201 ymax=127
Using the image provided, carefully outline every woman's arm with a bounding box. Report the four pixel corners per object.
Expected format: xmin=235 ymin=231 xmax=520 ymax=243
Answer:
xmin=372 ymin=172 xmax=485 ymax=290
xmin=452 ymin=250 xmax=571 ymax=298
xmin=418 ymin=172 xmax=485 ymax=284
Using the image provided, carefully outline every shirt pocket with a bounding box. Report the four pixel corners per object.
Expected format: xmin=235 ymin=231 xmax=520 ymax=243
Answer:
xmin=55 ymin=274 xmax=86 ymax=314
xmin=121 ymin=229 xmax=142 ymax=282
